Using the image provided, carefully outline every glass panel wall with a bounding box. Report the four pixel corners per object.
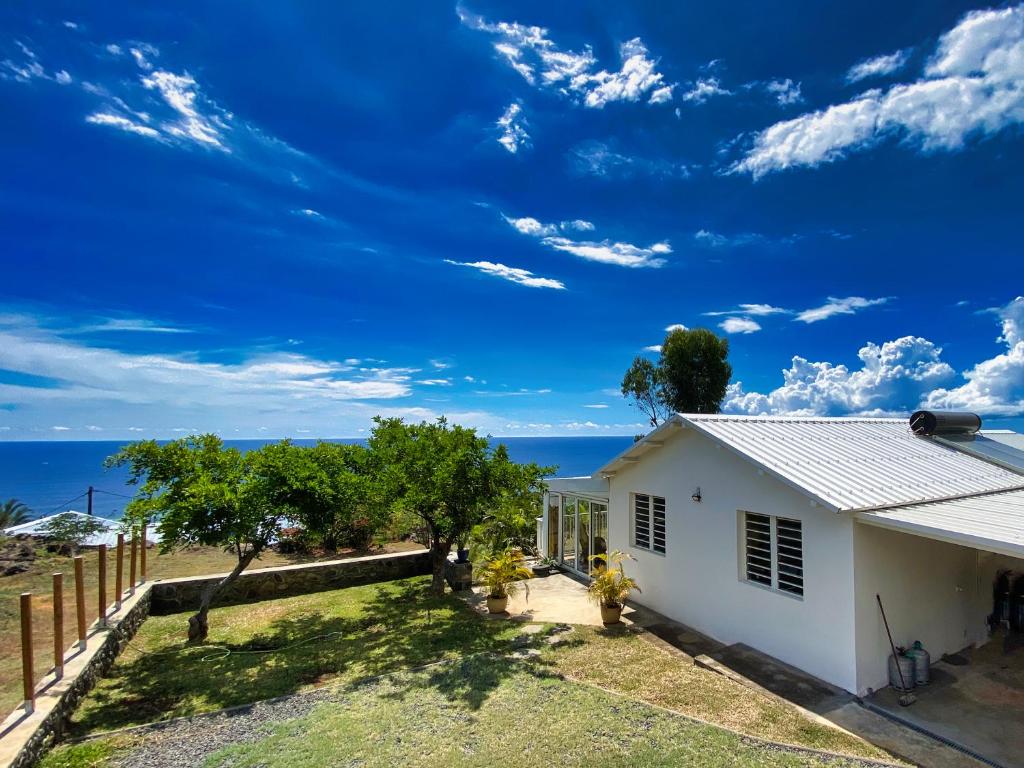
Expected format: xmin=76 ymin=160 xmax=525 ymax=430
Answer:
xmin=591 ymin=501 xmax=608 ymax=574
xmin=577 ymin=499 xmax=591 ymax=573
xmin=546 ymin=494 xmax=561 ymax=559
xmin=561 ymin=496 xmax=577 ymax=570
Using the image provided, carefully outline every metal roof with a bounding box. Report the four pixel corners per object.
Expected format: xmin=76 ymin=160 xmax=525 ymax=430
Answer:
xmin=857 ymin=488 xmax=1024 ymax=559
xmin=3 ymin=511 xmax=159 ymax=548
xmin=597 ymin=414 xmax=1024 ymax=513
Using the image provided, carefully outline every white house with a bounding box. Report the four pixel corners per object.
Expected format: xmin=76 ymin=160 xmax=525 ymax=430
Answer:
xmin=539 ymin=412 xmax=1024 ymax=696
xmin=3 ymin=511 xmax=159 ymax=548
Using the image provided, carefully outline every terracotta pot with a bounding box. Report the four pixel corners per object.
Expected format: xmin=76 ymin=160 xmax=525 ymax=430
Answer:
xmin=487 ymin=595 xmax=508 ymax=614
xmin=600 ymin=603 xmax=623 ymax=624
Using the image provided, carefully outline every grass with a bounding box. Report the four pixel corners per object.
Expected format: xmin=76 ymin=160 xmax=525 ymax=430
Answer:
xmin=44 ymin=657 xmax=877 ymax=768
xmin=0 ymin=541 xmax=423 ymax=714
xmin=40 ymin=576 xmax=899 ymax=766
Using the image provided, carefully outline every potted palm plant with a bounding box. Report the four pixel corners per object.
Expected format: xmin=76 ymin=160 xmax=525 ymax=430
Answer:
xmin=479 ymin=548 xmax=533 ymax=614
xmin=588 ymin=550 xmax=640 ymax=624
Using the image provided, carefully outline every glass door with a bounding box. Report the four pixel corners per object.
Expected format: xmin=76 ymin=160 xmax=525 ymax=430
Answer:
xmin=577 ymin=499 xmax=591 ymax=573
xmin=546 ymin=494 xmax=561 ymax=559
xmin=591 ymin=501 xmax=608 ymax=574
xmin=561 ymin=496 xmax=577 ymax=570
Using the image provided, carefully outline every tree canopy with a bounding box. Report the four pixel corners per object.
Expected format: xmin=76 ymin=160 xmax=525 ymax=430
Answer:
xmin=621 ymin=327 xmax=732 ymax=428
xmin=368 ymin=416 xmax=550 ymax=595
xmin=0 ymin=498 xmax=32 ymax=529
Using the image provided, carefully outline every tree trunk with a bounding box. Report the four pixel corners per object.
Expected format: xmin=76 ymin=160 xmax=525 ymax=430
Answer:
xmin=429 ymin=539 xmax=451 ymax=597
xmin=187 ymin=549 xmax=256 ymax=642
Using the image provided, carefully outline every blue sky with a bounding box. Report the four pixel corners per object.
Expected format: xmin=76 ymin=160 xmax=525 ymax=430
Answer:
xmin=1 ymin=1 xmax=1023 ymax=439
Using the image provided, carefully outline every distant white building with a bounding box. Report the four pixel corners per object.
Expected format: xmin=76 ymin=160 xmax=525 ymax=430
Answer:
xmin=3 ymin=510 xmax=159 ymax=548
xmin=540 ymin=412 xmax=1024 ymax=695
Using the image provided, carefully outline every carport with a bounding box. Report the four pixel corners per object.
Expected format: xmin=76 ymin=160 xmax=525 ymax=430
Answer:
xmin=856 ymin=488 xmax=1024 ymax=768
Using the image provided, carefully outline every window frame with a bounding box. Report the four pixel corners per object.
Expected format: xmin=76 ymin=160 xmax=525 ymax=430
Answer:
xmin=739 ymin=511 xmax=803 ymax=600
xmin=631 ymin=491 xmax=666 ymax=555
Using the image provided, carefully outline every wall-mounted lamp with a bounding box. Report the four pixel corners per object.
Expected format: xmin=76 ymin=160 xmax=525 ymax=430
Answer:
xmin=691 ymin=487 xmax=702 ymax=503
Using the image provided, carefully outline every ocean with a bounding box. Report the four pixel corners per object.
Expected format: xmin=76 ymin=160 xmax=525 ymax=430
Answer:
xmin=0 ymin=436 xmax=634 ymax=521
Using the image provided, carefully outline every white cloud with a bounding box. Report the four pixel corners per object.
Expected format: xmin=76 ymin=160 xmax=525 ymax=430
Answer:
xmin=568 ymin=140 xmax=691 ymax=179
xmin=765 ymin=78 xmax=803 ymax=105
xmin=504 ymin=213 xmax=670 ymax=268
xmin=130 ymin=44 xmax=157 ymax=71
xmin=560 ymin=219 xmax=594 ymax=231
xmin=141 ymin=70 xmax=227 ymax=149
xmin=52 ymin=426 xmax=71 ymax=431
xmin=85 ymin=112 xmax=160 ymax=138
xmin=74 ymin=317 xmax=191 ymax=334
xmin=542 ymin=236 xmax=670 ymax=268
xmin=460 ymin=9 xmax=671 ymax=108
xmin=583 ymin=404 xmax=609 ymax=409
xmin=694 ymin=229 xmax=785 ymax=248
xmin=55 ymin=70 xmax=72 ymax=85
xmin=680 ymin=77 xmax=732 ymax=104
xmin=665 ymin=323 xmax=688 ymax=332
xmin=293 ymin=208 xmax=324 ymax=218
xmin=496 ymin=101 xmax=529 ymax=153
xmin=63 ymin=21 xmax=79 ymax=30
xmin=725 ymin=336 xmax=957 ymax=416
xmin=504 ymin=216 xmax=557 ymax=236
xmin=795 ymin=296 xmax=888 ymax=324
xmin=444 ymin=260 xmax=565 ymax=290
xmin=736 ymin=6 xmax=1024 ymax=177
xmin=704 ymin=304 xmax=791 ymax=317
xmin=572 ymin=38 xmax=674 ymax=108
xmin=643 ymin=345 xmax=662 ymax=353
xmin=846 ymin=49 xmax=911 ymax=83
xmin=719 ymin=317 xmax=762 ymax=334
xmin=417 ymin=378 xmax=452 ymax=386
xmin=565 ymin=421 xmax=601 ymax=430
xmin=430 ymin=359 xmax=452 ymax=370
xmin=924 ymin=297 xmax=1024 ymax=415
xmin=105 ymin=44 xmax=123 ymax=55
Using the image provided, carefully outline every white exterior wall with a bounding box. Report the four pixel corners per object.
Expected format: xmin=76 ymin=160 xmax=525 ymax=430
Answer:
xmin=852 ymin=524 xmax=988 ymax=695
xmin=607 ymin=426 xmax=860 ymax=692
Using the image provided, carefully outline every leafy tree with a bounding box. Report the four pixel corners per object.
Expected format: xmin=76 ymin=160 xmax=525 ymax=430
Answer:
xmin=660 ymin=327 xmax=732 ymax=414
xmin=621 ymin=327 xmax=732 ymax=426
xmin=620 ymin=356 xmax=672 ymax=428
xmin=0 ymin=498 xmax=32 ymax=528
xmin=368 ymin=417 xmax=550 ymax=596
xmin=108 ymin=435 xmax=285 ymax=641
xmin=39 ymin=512 xmax=107 ymax=553
xmin=258 ymin=441 xmax=385 ymax=552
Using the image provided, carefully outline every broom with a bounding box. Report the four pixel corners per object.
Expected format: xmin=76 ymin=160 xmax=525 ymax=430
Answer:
xmin=877 ymin=593 xmax=916 ymax=706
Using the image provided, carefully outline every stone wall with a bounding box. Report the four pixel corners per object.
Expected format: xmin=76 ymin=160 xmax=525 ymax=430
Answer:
xmin=0 ymin=586 xmax=151 ymax=768
xmin=150 ymin=549 xmax=431 ymax=614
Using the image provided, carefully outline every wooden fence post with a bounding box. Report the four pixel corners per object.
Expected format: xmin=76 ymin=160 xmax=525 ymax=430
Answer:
xmin=74 ymin=555 xmax=86 ymax=650
xmin=53 ymin=574 xmax=64 ymax=680
xmin=21 ymin=593 xmax=34 ymax=713
xmin=140 ymin=523 xmax=147 ymax=584
xmin=97 ymin=544 xmax=108 ymax=628
xmin=115 ymin=533 xmax=125 ymax=611
xmin=129 ymin=529 xmax=138 ymax=593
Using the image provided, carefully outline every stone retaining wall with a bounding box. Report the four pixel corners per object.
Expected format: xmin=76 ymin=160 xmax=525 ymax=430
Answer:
xmin=0 ymin=586 xmax=152 ymax=768
xmin=150 ymin=549 xmax=432 ymax=614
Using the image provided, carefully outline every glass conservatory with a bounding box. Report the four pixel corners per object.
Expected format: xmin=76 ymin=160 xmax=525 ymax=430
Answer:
xmin=538 ymin=476 xmax=610 ymax=578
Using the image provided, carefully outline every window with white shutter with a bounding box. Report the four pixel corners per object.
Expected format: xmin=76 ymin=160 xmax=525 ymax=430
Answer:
xmin=632 ymin=493 xmax=666 ymax=554
xmin=742 ymin=512 xmax=803 ymax=598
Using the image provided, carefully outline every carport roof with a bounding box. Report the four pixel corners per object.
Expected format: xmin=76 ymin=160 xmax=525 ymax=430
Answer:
xmin=857 ymin=488 xmax=1024 ymax=559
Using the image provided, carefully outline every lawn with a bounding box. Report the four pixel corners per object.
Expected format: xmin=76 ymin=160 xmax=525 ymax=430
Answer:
xmin=0 ymin=541 xmax=423 ymax=714
xmin=46 ymin=656 xmax=882 ymax=768
xmin=41 ymin=575 xmax=899 ymax=766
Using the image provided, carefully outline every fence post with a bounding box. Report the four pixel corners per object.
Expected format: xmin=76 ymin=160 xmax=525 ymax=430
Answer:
xmin=53 ymin=574 xmax=64 ymax=680
xmin=97 ymin=544 xmax=108 ymax=628
xmin=140 ymin=523 xmax=147 ymax=584
xmin=74 ymin=555 xmax=86 ymax=650
xmin=129 ymin=529 xmax=138 ymax=593
xmin=21 ymin=593 xmax=34 ymax=713
xmin=115 ymin=533 xmax=125 ymax=611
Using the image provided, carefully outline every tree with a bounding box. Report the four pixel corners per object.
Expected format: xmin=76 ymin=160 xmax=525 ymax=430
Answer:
xmin=39 ymin=513 xmax=107 ymax=553
xmin=0 ymin=499 xmax=32 ymax=529
xmin=660 ymin=327 xmax=732 ymax=414
xmin=258 ymin=441 xmax=385 ymax=552
xmin=108 ymin=435 xmax=285 ymax=642
xmin=620 ymin=356 xmax=672 ymax=428
xmin=368 ymin=417 xmax=550 ymax=596
xmin=621 ymin=328 xmax=732 ymax=426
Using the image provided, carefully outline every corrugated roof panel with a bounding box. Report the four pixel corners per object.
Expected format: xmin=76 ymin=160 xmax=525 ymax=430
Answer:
xmin=680 ymin=416 xmax=1024 ymax=512
xmin=3 ymin=511 xmax=160 ymax=547
xmin=857 ymin=489 xmax=1024 ymax=558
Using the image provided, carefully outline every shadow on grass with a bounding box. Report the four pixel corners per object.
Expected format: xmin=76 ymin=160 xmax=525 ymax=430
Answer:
xmin=69 ymin=577 xmax=561 ymax=735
